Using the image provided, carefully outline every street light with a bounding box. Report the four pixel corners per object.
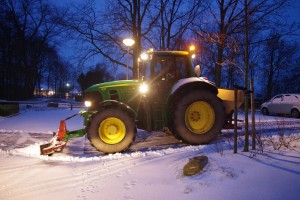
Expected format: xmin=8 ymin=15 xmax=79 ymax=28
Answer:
xmin=123 ymin=38 xmax=135 ymax=80
xmin=66 ymin=83 xmax=70 ymax=99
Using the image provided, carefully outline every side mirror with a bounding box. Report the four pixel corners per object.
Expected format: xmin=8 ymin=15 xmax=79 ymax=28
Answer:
xmin=194 ymin=65 xmax=201 ymax=77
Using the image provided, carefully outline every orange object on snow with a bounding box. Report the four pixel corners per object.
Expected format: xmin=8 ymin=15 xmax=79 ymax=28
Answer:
xmin=57 ymin=120 xmax=67 ymax=141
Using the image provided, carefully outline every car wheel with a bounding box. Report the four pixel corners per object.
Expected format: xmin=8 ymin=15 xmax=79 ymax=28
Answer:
xmin=291 ymin=109 xmax=300 ymax=118
xmin=261 ymin=107 xmax=269 ymax=115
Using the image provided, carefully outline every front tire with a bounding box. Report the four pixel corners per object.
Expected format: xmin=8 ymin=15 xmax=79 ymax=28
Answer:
xmin=87 ymin=107 xmax=136 ymax=153
xmin=170 ymin=90 xmax=225 ymax=144
xmin=261 ymin=107 xmax=269 ymax=115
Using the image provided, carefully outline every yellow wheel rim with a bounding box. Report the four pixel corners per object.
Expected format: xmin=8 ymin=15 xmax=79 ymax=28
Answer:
xmin=99 ymin=117 xmax=126 ymax=144
xmin=185 ymin=101 xmax=215 ymax=134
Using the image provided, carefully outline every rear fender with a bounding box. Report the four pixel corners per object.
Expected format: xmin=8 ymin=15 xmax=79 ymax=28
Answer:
xmin=170 ymin=77 xmax=217 ymax=96
xmin=169 ymin=77 xmax=218 ymax=103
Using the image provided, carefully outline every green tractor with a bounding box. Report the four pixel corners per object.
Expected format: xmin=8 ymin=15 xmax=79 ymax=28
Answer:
xmin=40 ymin=50 xmax=243 ymax=155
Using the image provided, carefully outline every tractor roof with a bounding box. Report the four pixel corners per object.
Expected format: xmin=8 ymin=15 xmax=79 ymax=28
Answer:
xmin=151 ymin=51 xmax=189 ymax=56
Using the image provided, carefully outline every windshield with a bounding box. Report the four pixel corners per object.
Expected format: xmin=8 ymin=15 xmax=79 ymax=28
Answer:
xmin=139 ymin=54 xmax=189 ymax=81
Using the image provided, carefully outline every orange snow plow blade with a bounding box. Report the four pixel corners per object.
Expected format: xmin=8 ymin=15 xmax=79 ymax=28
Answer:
xmin=40 ymin=138 xmax=67 ymax=155
xmin=40 ymin=113 xmax=86 ymax=155
xmin=40 ymin=120 xmax=68 ymax=155
xmin=40 ymin=113 xmax=79 ymax=155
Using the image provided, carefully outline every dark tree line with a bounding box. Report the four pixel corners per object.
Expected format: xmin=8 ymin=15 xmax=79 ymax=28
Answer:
xmin=0 ymin=0 xmax=68 ymax=100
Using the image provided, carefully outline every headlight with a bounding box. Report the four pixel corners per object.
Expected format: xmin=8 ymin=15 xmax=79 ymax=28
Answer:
xmin=84 ymin=101 xmax=92 ymax=107
xmin=139 ymin=83 xmax=148 ymax=94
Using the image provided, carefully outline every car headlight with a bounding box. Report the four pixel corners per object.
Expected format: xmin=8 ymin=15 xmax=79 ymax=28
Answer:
xmin=139 ymin=83 xmax=148 ymax=94
xmin=84 ymin=101 xmax=92 ymax=107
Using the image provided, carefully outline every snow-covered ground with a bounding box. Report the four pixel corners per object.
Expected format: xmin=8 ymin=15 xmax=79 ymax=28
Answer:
xmin=0 ymin=103 xmax=300 ymax=200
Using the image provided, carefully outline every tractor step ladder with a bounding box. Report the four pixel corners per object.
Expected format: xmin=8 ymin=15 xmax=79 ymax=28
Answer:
xmin=153 ymin=103 xmax=166 ymax=130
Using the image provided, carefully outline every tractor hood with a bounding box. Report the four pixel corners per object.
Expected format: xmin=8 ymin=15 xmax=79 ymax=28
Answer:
xmin=85 ymin=80 xmax=141 ymax=92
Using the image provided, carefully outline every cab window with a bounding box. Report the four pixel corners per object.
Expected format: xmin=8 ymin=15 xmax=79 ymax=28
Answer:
xmin=150 ymin=55 xmax=189 ymax=80
xmin=140 ymin=54 xmax=190 ymax=81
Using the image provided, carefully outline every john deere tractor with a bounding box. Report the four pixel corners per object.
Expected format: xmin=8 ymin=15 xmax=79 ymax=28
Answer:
xmin=40 ymin=49 xmax=243 ymax=155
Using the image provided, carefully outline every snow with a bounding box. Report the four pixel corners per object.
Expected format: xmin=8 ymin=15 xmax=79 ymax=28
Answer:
xmin=0 ymin=103 xmax=300 ymax=200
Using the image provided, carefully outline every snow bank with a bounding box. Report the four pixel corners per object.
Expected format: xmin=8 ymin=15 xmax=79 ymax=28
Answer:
xmin=7 ymin=141 xmax=206 ymax=163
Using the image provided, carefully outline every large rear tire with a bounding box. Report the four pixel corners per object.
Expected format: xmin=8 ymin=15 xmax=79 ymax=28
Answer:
xmin=170 ymin=90 xmax=225 ymax=144
xmin=87 ymin=107 xmax=136 ymax=153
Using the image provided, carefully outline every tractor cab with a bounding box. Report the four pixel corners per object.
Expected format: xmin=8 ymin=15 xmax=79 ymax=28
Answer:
xmin=139 ymin=50 xmax=194 ymax=105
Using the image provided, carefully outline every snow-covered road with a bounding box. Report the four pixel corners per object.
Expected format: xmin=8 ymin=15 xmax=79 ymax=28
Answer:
xmin=0 ymin=105 xmax=300 ymax=200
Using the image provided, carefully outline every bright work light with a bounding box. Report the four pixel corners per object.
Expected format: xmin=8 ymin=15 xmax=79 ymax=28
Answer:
xmin=189 ymin=45 xmax=195 ymax=52
xmin=84 ymin=101 xmax=92 ymax=107
xmin=139 ymin=83 xmax=148 ymax=94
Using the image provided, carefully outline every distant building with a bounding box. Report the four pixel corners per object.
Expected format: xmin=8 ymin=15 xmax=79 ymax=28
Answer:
xmin=34 ymin=88 xmax=55 ymax=97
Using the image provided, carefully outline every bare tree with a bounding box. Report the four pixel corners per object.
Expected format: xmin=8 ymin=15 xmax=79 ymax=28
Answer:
xmin=62 ymin=0 xmax=206 ymax=79
xmin=62 ymin=0 xmax=160 ymax=79
xmin=195 ymin=0 xmax=245 ymax=86
xmin=194 ymin=0 xmax=292 ymax=87
xmin=261 ymin=33 xmax=298 ymax=99
xmin=151 ymin=0 xmax=203 ymax=50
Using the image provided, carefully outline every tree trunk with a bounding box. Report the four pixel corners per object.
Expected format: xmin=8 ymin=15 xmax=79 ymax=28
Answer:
xmin=244 ymin=0 xmax=249 ymax=152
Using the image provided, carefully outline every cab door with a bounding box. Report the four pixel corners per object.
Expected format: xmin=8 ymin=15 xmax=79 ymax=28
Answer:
xmin=149 ymin=55 xmax=189 ymax=103
xmin=150 ymin=55 xmax=176 ymax=104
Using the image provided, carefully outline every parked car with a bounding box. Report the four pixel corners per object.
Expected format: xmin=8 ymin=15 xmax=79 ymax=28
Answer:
xmin=261 ymin=94 xmax=300 ymax=118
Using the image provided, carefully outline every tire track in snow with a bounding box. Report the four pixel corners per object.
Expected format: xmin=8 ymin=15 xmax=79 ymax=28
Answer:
xmin=0 ymin=158 xmax=83 ymax=200
xmin=71 ymin=146 xmax=207 ymax=199
xmin=0 ymin=142 xmax=207 ymax=200
xmin=0 ymin=130 xmax=207 ymax=200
